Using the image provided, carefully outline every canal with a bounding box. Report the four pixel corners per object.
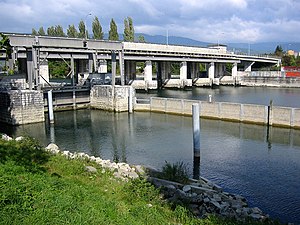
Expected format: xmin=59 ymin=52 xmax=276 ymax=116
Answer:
xmin=1 ymin=109 xmax=300 ymax=224
xmin=136 ymin=86 xmax=300 ymax=108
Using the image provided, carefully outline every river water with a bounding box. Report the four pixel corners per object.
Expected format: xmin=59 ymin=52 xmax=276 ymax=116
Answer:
xmin=136 ymin=86 xmax=300 ymax=108
xmin=1 ymin=108 xmax=300 ymax=224
xmin=1 ymin=86 xmax=300 ymax=223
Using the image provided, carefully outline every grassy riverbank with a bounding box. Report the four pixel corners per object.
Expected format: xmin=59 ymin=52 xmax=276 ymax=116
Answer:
xmin=0 ymin=137 xmax=280 ymax=225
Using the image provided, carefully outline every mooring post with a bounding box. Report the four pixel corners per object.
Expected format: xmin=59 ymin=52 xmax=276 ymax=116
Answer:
xmin=208 ymin=94 xmax=212 ymax=103
xmin=192 ymin=103 xmax=200 ymax=158
xmin=47 ymin=90 xmax=54 ymax=124
xmin=128 ymin=86 xmax=133 ymax=113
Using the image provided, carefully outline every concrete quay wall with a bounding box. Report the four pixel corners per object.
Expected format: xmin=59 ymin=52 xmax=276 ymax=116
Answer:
xmin=0 ymin=90 xmax=45 ymax=125
xmin=90 ymin=85 xmax=134 ymax=112
xmin=136 ymin=97 xmax=300 ymax=129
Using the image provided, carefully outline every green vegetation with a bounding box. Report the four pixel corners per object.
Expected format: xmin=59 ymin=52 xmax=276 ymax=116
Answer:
xmin=124 ymin=16 xmax=135 ymax=42
xmin=109 ymin=18 xmax=119 ymax=41
xmin=92 ymin=16 xmax=104 ymax=40
xmin=159 ymin=161 xmax=190 ymax=184
xmin=0 ymin=137 xmax=281 ymax=225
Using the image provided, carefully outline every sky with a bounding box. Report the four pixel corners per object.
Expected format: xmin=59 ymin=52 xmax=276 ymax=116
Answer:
xmin=1 ymin=0 xmax=300 ymax=43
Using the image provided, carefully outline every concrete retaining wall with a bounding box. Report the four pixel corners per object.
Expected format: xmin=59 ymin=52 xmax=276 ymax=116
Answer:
xmin=90 ymin=85 xmax=134 ymax=112
xmin=135 ymin=97 xmax=300 ymax=129
xmin=0 ymin=90 xmax=44 ymax=125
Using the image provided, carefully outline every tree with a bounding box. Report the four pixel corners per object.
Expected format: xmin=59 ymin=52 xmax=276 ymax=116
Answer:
xmin=47 ymin=26 xmax=56 ymax=36
xmin=0 ymin=33 xmax=12 ymax=71
xmin=123 ymin=17 xmax=134 ymax=42
xmin=274 ymin=45 xmax=283 ymax=57
xmin=38 ymin=27 xmax=46 ymax=36
xmin=282 ymin=55 xmax=296 ymax=66
xmin=78 ymin=20 xmax=87 ymax=38
xmin=138 ymin=35 xmax=146 ymax=43
xmin=32 ymin=28 xmax=38 ymax=35
xmin=67 ymin=24 xmax=78 ymax=38
xmin=92 ymin=16 xmax=103 ymax=40
xmin=55 ymin=25 xmax=65 ymax=37
xmin=109 ymin=19 xmax=119 ymax=41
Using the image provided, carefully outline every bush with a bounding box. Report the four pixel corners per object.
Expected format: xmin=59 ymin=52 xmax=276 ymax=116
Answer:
xmin=160 ymin=161 xmax=190 ymax=184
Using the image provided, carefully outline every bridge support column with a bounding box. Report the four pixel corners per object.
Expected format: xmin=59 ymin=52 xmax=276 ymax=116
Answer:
xmin=188 ymin=62 xmax=199 ymax=79
xmin=180 ymin=61 xmax=187 ymax=80
xmin=88 ymin=54 xmax=93 ymax=73
xmin=118 ymin=50 xmax=125 ymax=85
xmin=26 ymin=49 xmax=34 ymax=90
xmin=208 ymin=62 xmax=215 ymax=79
xmin=144 ymin=61 xmax=152 ymax=82
xmin=215 ymin=63 xmax=225 ymax=78
xmin=232 ymin=62 xmax=238 ymax=78
xmin=243 ymin=61 xmax=255 ymax=72
xmin=39 ymin=60 xmax=49 ymax=86
xmin=125 ymin=61 xmax=136 ymax=83
xmin=161 ymin=61 xmax=171 ymax=80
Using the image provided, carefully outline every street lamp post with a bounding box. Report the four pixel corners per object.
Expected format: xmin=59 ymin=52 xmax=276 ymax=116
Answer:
xmin=85 ymin=13 xmax=92 ymax=39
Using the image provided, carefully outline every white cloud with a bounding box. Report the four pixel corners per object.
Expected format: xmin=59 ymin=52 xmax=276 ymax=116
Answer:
xmin=0 ymin=0 xmax=299 ymax=42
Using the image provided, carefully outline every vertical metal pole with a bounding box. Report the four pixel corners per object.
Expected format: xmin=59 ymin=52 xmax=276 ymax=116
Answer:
xmin=71 ymin=55 xmax=76 ymax=109
xmin=192 ymin=103 xmax=200 ymax=158
xmin=48 ymin=90 xmax=54 ymax=124
xmin=128 ymin=86 xmax=133 ymax=113
xmin=111 ymin=51 xmax=116 ymax=87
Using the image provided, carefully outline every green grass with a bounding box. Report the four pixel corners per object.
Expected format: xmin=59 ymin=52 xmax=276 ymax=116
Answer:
xmin=0 ymin=137 xmax=281 ymax=225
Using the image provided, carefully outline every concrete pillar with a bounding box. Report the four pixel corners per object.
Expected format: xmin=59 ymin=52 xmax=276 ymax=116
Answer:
xmin=118 ymin=50 xmax=125 ymax=85
xmin=26 ymin=49 xmax=33 ymax=90
xmin=88 ymin=53 xmax=93 ymax=73
xmin=161 ymin=61 xmax=171 ymax=80
xmin=32 ymin=47 xmax=39 ymax=88
xmin=93 ymin=53 xmax=97 ymax=72
xmin=180 ymin=61 xmax=187 ymax=80
xmin=208 ymin=62 xmax=215 ymax=79
xmin=130 ymin=61 xmax=136 ymax=80
xmin=39 ymin=60 xmax=49 ymax=85
xmin=144 ymin=61 xmax=152 ymax=82
xmin=188 ymin=62 xmax=199 ymax=79
xmin=232 ymin=62 xmax=238 ymax=78
xmin=244 ymin=61 xmax=255 ymax=72
xmin=125 ymin=60 xmax=130 ymax=83
xmin=111 ymin=51 xmax=116 ymax=86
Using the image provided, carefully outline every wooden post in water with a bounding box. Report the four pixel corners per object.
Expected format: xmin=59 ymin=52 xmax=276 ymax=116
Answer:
xmin=192 ymin=103 xmax=200 ymax=158
xmin=47 ymin=90 xmax=54 ymax=124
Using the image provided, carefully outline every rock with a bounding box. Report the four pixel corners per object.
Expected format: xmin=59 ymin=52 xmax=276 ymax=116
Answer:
xmin=135 ymin=165 xmax=146 ymax=175
xmin=85 ymin=166 xmax=97 ymax=173
xmin=1 ymin=134 xmax=13 ymax=141
xmin=212 ymin=194 xmax=222 ymax=202
xmin=45 ymin=143 xmax=60 ymax=154
xmin=175 ymin=189 xmax=187 ymax=199
xmin=251 ymin=207 xmax=263 ymax=214
xmin=210 ymin=201 xmax=221 ymax=210
xmin=126 ymin=171 xmax=139 ymax=179
xmin=190 ymin=185 xmax=217 ymax=195
xmin=15 ymin=136 xmax=24 ymax=141
xmin=250 ymin=213 xmax=262 ymax=220
xmin=183 ymin=185 xmax=192 ymax=193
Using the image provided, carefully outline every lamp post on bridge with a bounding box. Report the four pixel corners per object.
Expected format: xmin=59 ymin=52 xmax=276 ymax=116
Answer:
xmin=85 ymin=12 xmax=92 ymax=39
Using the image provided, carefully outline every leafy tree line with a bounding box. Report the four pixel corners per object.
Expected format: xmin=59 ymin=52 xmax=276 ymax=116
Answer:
xmin=32 ymin=16 xmax=145 ymax=42
xmin=273 ymin=45 xmax=300 ymax=67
